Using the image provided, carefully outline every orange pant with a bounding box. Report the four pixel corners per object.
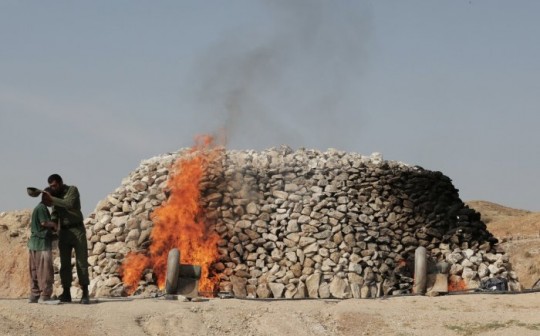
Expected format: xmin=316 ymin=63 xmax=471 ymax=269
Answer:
xmin=28 ymin=250 xmax=54 ymax=298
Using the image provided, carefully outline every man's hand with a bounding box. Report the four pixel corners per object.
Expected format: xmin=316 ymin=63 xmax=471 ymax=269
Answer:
xmin=41 ymin=221 xmax=58 ymax=231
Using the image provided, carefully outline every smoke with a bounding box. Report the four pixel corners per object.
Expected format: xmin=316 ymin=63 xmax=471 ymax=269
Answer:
xmin=190 ymin=1 xmax=372 ymax=151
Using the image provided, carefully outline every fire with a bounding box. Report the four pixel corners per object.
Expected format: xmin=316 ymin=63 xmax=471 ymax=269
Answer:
xmin=120 ymin=135 xmax=222 ymax=295
xmin=448 ymin=278 xmax=468 ymax=292
xmin=120 ymin=253 xmax=150 ymax=290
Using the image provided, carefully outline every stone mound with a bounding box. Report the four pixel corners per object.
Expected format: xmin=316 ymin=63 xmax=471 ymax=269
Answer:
xmin=82 ymin=146 xmax=520 ymax=298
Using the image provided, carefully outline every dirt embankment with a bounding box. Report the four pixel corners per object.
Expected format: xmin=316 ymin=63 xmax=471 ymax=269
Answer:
xmin=466 ymin=201 xmax=540 ymax=288
xmin=0 ymin=210 xmax=31 ymax=298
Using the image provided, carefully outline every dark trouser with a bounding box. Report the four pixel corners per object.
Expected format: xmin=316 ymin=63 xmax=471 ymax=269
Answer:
xmin=59 ymin=224 xmax=90 ymax=288
xmin=28 ymin=249 xmax=54 ymax=298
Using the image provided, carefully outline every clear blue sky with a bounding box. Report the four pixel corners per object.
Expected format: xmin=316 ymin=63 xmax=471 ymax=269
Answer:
xmin=1 ymin=0 xmax=539 ymax=216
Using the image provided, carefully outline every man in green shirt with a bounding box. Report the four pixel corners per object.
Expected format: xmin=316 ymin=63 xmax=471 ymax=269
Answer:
xmin=43 ymin=174 xmax=90 ymax=304
xmin=28 ymin=193 xmax=58 ymax=303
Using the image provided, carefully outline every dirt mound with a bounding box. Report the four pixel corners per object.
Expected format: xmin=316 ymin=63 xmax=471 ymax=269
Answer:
xmin=467 ymin=201 xmax=540 ymax=239
xmin=466 ymin=200 xmax=531 ymax=219
xmin=466 ymin=201 xmax=540 ymax=288
xmin=0 ymin=209 xmax=32 ymax=298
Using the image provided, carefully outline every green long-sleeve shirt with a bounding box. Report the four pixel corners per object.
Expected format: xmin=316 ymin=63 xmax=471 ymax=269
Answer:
xmin=51 ymin=184 xmax=84 ymax=226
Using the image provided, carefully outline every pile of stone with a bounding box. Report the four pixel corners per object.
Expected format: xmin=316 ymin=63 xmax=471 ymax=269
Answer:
xmin=79 ymin=146 xmax=519 ymax=299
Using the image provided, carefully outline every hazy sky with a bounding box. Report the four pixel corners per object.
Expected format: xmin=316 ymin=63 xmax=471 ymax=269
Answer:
xmin=1 ymin=0 xmax=539 ymax=216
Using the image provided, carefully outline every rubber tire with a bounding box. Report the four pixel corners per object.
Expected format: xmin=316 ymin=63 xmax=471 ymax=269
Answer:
xmin=165 ymin=248 xmax=180 ymax=294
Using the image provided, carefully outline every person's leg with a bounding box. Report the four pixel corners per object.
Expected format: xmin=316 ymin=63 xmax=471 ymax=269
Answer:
xmin=28 ymin=251 xmax=40 ymax=303
xmin=37 ymin=250 xmax=54 ymax=299
xmin=73 ymin=227 xmax=90 ymax=304
xmin=73 ymin=227 xmax=90 ymax=286
xmin=58 ymin=230 xmax=73 ymax=302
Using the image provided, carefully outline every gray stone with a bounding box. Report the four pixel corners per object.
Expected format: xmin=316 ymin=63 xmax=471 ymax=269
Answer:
xmin=299 ymin=236 xmax=316 ymax=247
xmin=488 ymin=264 xmax=502 ymax=275
xmin=126 ymin=229 xmax=140 ymax=242
xmin=256 ymin=284 xmax=271 ymax=298
xmin=105 ymin=276 xmax=121 ymax=287
xmin=462 ymin=267 xmax=477 ymax=280
xmin=318 ymin=282 xmax=330 ymax=299
xmin=306 ymin=273 xmax=321 ymax=298
xmin=131 ymin=181 xmax=148 ymax=192
xmin=286 ymin=220 xmax=299 ymax=232
xmin=230 ymin=276 xmax=247 ymax=298
xmin=92 ymin=242 xmax=106 ymax=255
xmin=246 ymin=202 xmax=259 ymax=215
xmin=268 ymin=282 xmax=285 ymax=298
xmin=329 ymin=277 xmax=350 ymax=299
xmin=402 ymin=236 xmax=418 ymax=246
xmin=449 ymin=263 xmax=464 ymax=275
xmin=105 ymin=242 xmax=126 ymax=253
xmin=284 ymin=183 xmax=299 ymax=192
xmin=100 ymin=234 xmax=116 ymax=244
xmin=303 ymin=243 xmax=319 ymax=254
xmin=111 ymin=216 xmax=127 ymax=228
xmin=447 ymin=252 xmax=464 ymax=264
xmin=350 ymin=283 xmax=361 ymax=299
xmin=360 ymin=285 xmax=371 ymax=299
xmin=294 ymin=282 xmax=307 ymax=299
xmin=272 ymin=191 xmax=289 ymax=200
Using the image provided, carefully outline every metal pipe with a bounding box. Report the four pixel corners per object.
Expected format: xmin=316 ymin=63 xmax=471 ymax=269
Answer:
xmin=413 ymin=246 xmax=427 ymax=295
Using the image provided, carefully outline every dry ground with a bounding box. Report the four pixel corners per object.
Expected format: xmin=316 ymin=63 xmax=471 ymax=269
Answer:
xmin=1 ymin=202 xmax=539 ymax=336
xmin=1 ymin=293 xmax=540 ymax=336
xmin=466 ymin=201 xmax=540 ymax=288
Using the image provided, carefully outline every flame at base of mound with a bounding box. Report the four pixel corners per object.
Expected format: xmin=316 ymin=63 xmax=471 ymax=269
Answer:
xmin=448 ymin=278 xmax=468 ymax=292
xmin=120 ymin=136 xmax=222 ymax=295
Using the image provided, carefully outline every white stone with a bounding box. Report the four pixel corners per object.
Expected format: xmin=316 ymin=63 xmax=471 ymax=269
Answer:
xmin=329 ymin=277 xmax=350 ymax=299
xmin=306 ymin=273 xmax=321 ymax=298
xmin=268 ymin=283 xmax=285 ymax=298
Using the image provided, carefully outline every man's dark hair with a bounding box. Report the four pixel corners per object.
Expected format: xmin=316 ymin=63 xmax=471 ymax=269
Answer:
xmin=47 ymin=174 xmax=63 ymax=184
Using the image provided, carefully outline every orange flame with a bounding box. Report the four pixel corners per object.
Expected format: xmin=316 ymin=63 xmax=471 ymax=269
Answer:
xmin=120 ymin=253 xmax=150 ymax=290
xmin=448 ymin=278 xmax=468 ymax=292
xmin=120 ymin=135 xmax=222 ymax=295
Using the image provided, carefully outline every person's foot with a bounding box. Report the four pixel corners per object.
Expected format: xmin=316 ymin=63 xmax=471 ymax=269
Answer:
xmin=80 ymin=295 xmax=90 ymax=304
xmin=28 ymin=295 xmax=39 ymax=303
xmin=58 ymin=291 xmax=72 ymax=303
xmin=38 ymin=296 xmax=51 ymax=304
xmin=80 ymin=285 xmax=90 ymax=304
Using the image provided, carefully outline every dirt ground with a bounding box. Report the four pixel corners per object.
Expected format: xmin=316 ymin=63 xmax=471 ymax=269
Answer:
xmin=1 ymin=293 xmax=539 ymax=336
xmin=1 ymin=202 xmax=540 ymax=336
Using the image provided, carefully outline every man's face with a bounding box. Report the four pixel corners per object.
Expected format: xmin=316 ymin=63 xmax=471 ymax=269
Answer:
xmin=48 ymin=180 xmax=63 ymax=196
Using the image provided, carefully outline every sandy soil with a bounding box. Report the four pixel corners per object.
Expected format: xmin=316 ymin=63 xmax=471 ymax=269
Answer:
xmin=0 ymin=210 xmax=31 ymax=298
xmin=1 ymin=203 xmax=540 ymax=336
xmin=0 ymin=293 xmax=539 ymax=336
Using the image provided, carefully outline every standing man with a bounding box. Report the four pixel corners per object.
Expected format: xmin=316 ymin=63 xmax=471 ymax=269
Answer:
xmin=28 ymin=193 xmax=58 ymax=303
xmin=43 ymin=174 xmax=90 ymax=304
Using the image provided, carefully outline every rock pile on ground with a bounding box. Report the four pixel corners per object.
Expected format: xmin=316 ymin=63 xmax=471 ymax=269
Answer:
xmin=81 ymin=146 xmax=520 ymax=298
